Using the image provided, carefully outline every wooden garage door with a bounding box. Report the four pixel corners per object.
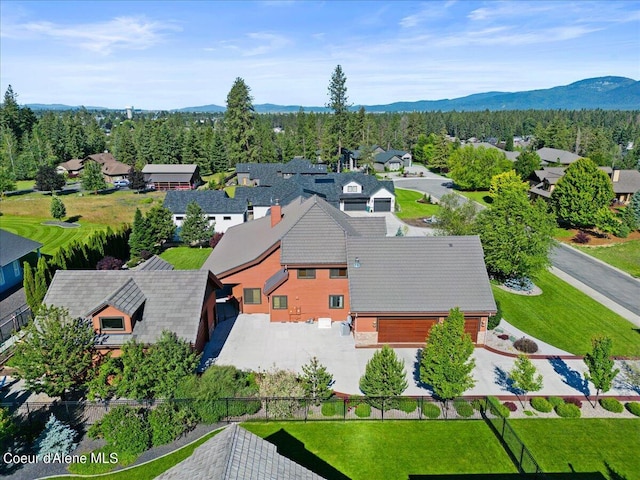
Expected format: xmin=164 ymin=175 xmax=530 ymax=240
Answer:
xmin=378 ymin=319 xmax=437 ymax=343
xmin=464 ymin=318 xmax=480 ymax=343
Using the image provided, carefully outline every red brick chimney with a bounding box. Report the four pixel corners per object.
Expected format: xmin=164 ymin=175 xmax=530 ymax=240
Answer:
xmin=270 ymin=201 xmax=282 ymax=227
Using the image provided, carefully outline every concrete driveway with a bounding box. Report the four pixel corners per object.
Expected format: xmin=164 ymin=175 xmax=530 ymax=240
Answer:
xmin=210 ymin=314 xmax=639 ymax=398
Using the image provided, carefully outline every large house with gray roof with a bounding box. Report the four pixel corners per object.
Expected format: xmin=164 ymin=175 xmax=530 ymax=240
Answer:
xmin=0 ymin=229 xmax=42 ymax=295
xmin=236 ymin=158 xmax=327 ymax=187
xmin=163 ymin=190 xmax=247 ymax=233
xmin=43 ymin=269 xmax=222 ymax=354
xmin=202 ymin=195 xmax=496 ymax=347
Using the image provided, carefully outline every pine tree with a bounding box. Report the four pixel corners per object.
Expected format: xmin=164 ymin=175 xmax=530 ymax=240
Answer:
xmin=146 ymin=204 xmax=176 ymax=248
xmin=326 ymin=65 xmax=350 ymax=170
xmin=129 ymin=208 xmax=155 ymax=257
xmin=509 ymin=353 xmax=543 ymax=406
xmin=301 ymin=357 xmax=334 ymax=405
xmin=180 ymin=201 xmax=213 ymax=246
xmin=34 ymin=256 xmax=50 ymax=311
xmin=34 ymin=414 xmax=77 ymax=457
xmin=629 ymin=193 xmax=640 ymax=230
xmin=81 ymin=160 xmax=107 ymax=193
xmin=420 ymin=307 xmax=476 ymax=404
xmin=23 ymin=261 xmax=37 ymax=312
xmin=359 ymin=345 xmax=408 ymax=410
xmin=224 ymin=78 xmax=256 ymax=166
xmin=50 ymin=195 xmax=66 ymax=220
xmin=128 ymin=167 xmax=146 ymax=192
xmin=584 ymin=336 xmax=620 ymax=405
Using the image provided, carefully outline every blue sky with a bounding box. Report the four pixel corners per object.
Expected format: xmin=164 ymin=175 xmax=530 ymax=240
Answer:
xmin=1 ymin=0 xmax=639 ymax=110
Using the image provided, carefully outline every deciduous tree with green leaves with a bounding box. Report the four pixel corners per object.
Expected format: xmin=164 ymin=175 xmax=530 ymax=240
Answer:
xmin=301 ymin=356 xmax=334 ymax=405
xmin=434 ymin=193 xmax=479 ymax=236
xmin=224 ymin=77 xmax=256 ymax=166
xmin=81 ymin=160 xmax=107 ymax=193
xmin=448 ymin=145 xmax=512 ymax=190
xmin=584 ymin=336 xmax=620 ymax=405
xmin=513 ymin=150 xmax=542 ymax=181
xmin=420 ymin=307 xmax=476 ymax=405
xmin=359 ymin=345 xmax=408 ymax=410
xmin=0 ymin=166 xmax=16 ymax=196
xmin=180 ymin=201 xmax=213 ymax=246
xmin=12 ymin=306 xmax=97 ymax=399
xmin=551 ymin=157 xmax=614 ymax=230
xmin=50 ymin=195 xmax=66 ymax=220
xmin=509 ymin=353 xmax=543 ymax=407
xmin=35 ymin=165 xmax=65 ymax=193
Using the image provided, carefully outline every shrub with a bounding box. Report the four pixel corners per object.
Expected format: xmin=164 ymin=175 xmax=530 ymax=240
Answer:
xmin=453 ymin=399 xmax=474 ymax=418
xmin=487 ymin=397 xmax=511 ymax=418
xmin=564 ymin=397 xmax=583 ymax=408
xmin=625 ymin=402 xmax=640 ymax=417
xmin=321 ymin=401 xmax=335 ymax=417
xmin=530 ymin=397 xmax=553 ymax=413
xmin=355 ymin=403 xmax=371 ymax=418
xmin=599 ymin=398 xmax=624 ymax=413
xmin=556 ymin=403 xmax=581 ymax=418
xmin=488 ymin=300 xmax=503 ymax=330
xmin=148 ymin=402 xmax=197 ymax=447
xmin=504 ymin=277 xmax=534 ymax=292
xmin=257 ymin=367 xmax=304 ymax=419
xmin=498 ymin=334 xmax=510 ymax=340
xmin=98 ymin=406 xmax=150 ymax=456
xmin=573 ymin=231 xmax=591 ymax=244
xmin=471 ymin=398 xmax=485 ymax=411
xmin=514 ymin=337 xmax=538 ymax=354
xmin=34 ymin=414 xmax=77 ymax=457
xmin=209 ymin=232 xmax=224 ymax=249
xmin=96 ymin=256 xmax=124 ymax=270
xmin=398 ymin=398 xmax=418 ymax=414
xmin=503 ymin=401 xmax=518 ymax=412
xmin=547 ymin=397 xmax=564 ymax=408
xmin=422 ymin=402 xmax=441 ymax=419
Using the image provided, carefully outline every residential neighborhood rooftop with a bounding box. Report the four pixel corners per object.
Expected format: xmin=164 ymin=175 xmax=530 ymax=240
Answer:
xmin=0 ymin=229 xmax=42 ymax=266
xmin=163 ymin=190 xmax=247 ymax=214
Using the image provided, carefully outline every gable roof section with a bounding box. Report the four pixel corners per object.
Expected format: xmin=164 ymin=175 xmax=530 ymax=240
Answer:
xmin=155 ymin=424 xmax=324 ymax=480
xmin=44 ymin=270 xmax=219 ymax=345
xmin=87 ymin=278 xmax=146 ymax=317
xmin=163 ymin=190 xmax=247 ymax=214
xmin=281 ymin=158 xmax=327 ymax=175
xmin=133 ymin=255 xmax=174 ymax=271
xmin=235 ymin=180 xmax=304 ymax=207
xmin=536 ymin=147 xmax=581 ymax=165
xmin=0 ymin=229 xmax=42 ymax=267
xmin=612 ymin=169 xmax=640 ymax=194
xmin=374 ymin=151 xmax=403 ymax=165
xmin=142 ymin=164 xmax=198 ymax=174
xmin=347 ymin=236 xmax=496 ymax=314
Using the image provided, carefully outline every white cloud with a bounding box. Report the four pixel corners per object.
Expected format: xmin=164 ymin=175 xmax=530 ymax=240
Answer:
xmin=399 ymin=1 xmax=455 ymax=28
xmin=243 ymin=32 xmax=291 ymax=56
xmin=1 ymin=16 xmax=179 ymax=55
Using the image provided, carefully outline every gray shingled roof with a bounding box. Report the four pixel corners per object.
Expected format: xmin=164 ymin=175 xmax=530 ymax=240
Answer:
xmin=0 ymin=229 xmax=43 ymax=267
xmin=536 ymin=147 xmax=581 ymax=165
xmin=43 ymin=270 xmax=219 ymax=345
xmin=87 ymin=278 xmax=146 ymax=317
xmin=346 ymin=236 xmax=496 ymax=314
xmin=264 ymin=268 xmax=289 ymax=295
xmin=156 ymin=424 xmax=325 ymax=480
xmin=133 ymin=255 xmax=174 ymax=271
xmin=374 ymin=151 xmax=403 ymax=164
xmin=281 ymin=158 xmax=327 ymax=174
xmin=235 ymin=180 xmax=304 ymax=207
xmin=142 ymin=164 xmax=198 ymax=174
xmin=612 ymin=169 xmax=640 ymax=194
xmin=163 ymin=190 xmax=247 ymax=214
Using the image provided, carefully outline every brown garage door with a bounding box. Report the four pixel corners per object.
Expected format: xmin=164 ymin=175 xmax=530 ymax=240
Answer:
xmin=464 ymin=318 xmax=480 ymax=343
xmin=378 ymin=319 xmax=437 ymax=343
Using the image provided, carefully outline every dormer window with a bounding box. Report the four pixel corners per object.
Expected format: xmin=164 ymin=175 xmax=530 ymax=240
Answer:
xmin=347 ymin=185 xmax=358 ymax=193
xmin=99 ymin=316 xmax=125 ymax=331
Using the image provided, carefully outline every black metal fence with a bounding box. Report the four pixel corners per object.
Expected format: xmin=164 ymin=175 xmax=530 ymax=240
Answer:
xmin=483 ymin=396 xmax=546 ymax=478
xmin=0 ymin=304 xmax=31 ymax=344
xmin=1 ymin=396 xmax=487 ymax=427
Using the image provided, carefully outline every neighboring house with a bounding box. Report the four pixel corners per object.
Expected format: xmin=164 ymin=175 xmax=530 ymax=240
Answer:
xmin=235 ymin=172 xmax=396 ymax=216
xmin=373 ymin=151 xmax=404 ymax=172
xmin=351 ymin=146 xmax=412 ymax=171
xmin=610 ymin=168 xmax=640 ymax=204
xmin=202 ymin=195 xmax=496 ymax=347
xmin=43 ymin=269 xmax=223 ymax=354
xmin=529 ymin=167 xmax=567 ymax=199
xmin=142 ymin=164 xmax=201 ymax=190
xmin=132 ymin=255 xmax=174 ymax=271
xmin=535 ymin=147 xmax=582 ymax=166
xmin=56 ymin=158 xmax=84 ymax=178
xmin=236 ymin=158 xmax=327 ymax=186
xmin=155 ymin=423 xmax=325 ymax=480
xmin=0 ymin=230 xmax=42 ymax=295
xmin=56 ymin=152 xmax=130 ymax=183
xmin=163 ymin=190 xmax=247 ymax=233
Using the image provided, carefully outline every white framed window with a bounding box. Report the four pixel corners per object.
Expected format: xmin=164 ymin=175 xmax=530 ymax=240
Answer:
xmin=12 ymin=260 xmax=21 ymax=277
xmin=329 ymin=295 xmax=344 ymax=309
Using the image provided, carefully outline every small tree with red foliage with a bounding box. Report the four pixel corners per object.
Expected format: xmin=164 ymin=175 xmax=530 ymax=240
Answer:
xmin=209 ymin=232 xmax=224 ymax=249
xmin=96 ymin=256 xmax=124 ymax=270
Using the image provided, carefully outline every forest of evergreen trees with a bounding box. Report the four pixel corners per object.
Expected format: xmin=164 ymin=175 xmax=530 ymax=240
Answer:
xmin=1 ymin=84 xmax=639 ymax=182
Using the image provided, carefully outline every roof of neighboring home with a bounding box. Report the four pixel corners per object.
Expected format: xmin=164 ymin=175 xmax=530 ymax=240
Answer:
xmin=163 ymin=190 xmax=247 ymax=214
xmin=155 ymin=424 xmax=325 ymax=480
xmin=469 ymin=142 xmax=519 ymax=161
xmin=57 ymin=159 xmax=83 ymax=172
xmin=346 ymin=236 xmax=496 ymax=314
xmin=536 ymin=147 xmax=581 ymax=165
xmin=142 ymin=164 xmax=199 ymax=174
xmin=235 ymin=181 xmax=304 ymax=207
xmin=43 ymin=270 xmax=221 ymax=345
xmin=532 ymin=167 xmax=566 ymax=185
xmin=0 ymin=229 xmax=43 ymax=267
xmin=132 ymin=255 xmax=174 ymax=271
xmin=202 ymin=195 xmax=386 ymax=276
xmin=101 ymin=161 xmax=131 ymax=176
xmin=374 ymin=151 xmax=403 ymax=164
xmin=281 ymin=158 xmax=327 ymax=174
xmin=385 ymin=149 xmax=410 ymax=157
xmin=611 ymin=169 xmax=640 ymax=194
xmin=86 ymin=153 xmax=117 ymax=164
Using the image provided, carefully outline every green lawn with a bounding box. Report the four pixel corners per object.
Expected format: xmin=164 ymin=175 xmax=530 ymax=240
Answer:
xmin=492 ymin=270 xmax=640 ymax=356
xmin=160 ymin=246 xmax=212 ymax=269
xmin=48 ymin=428 xmax=222 ymax=480
xmin=510 ymin=419 xmax=640 ymax=480
xmin=456 ymin=190 xmax=493 ymax=207
xmin=575 ymin=240 xmax=640 ymax=278
xmin=0 ymin=214 xmax=107 ymax=255
xmin=15 ymin=179 xmax=35 ymax=190
xmin=243 ymin=421 xmax=516 ymax=480
xmin=395 ymin=188 xmax=440 ymax=219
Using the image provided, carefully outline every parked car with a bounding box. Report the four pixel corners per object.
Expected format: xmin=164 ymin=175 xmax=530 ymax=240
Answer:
xmin=113 ymin=179 xmax=130 ymax=188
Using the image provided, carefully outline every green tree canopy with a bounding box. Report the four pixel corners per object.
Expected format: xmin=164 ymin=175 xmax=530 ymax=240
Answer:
xmin=551 ymin=157 xmax=614 ymax=229
xmin=146 ymin=204 xmax=176 ymax=248
xmin=224 ymin=77 xmax=256 ymax=166
xmin=301 ymin=356 xmax=334 ymax=405
xmin=448 ymin=145 xmax=512 ymax=190
xmin=12 ymin=306 xmax=96 ymax=399
xmin=584 ymin=336 xmax=620 ymax=404
xmin=50 ymin=195 xmax=66 ymax=220
xmin=35 ymin=165 xmax=65 ymax=192
xmin=180 ymin=200 xmax=213 ymax=246
xmin=514 ymin=150 xmax=541 ymax=180
xmin=0 ymin=166 xmax=16 ymax=196
xmin=420 ymin=307 xmax=476 ymax=403
xmin=359 ymin=345 xmax=408 ymax=409
xmin=129 ymin=208 xmax=155 ymax=257
xmin=509 ymin=353 xmax=543 ymax=406
xmin=434 ymin=193 xmax=479 ymax=236
xmin=81 ymin=160 xmax=107 ymax=193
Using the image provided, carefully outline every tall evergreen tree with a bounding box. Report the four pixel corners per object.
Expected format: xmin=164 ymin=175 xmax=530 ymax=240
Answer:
xmin=326 ymin=65 xmax=350 ymax=169
xmin=129 ymin=208 xmax=155 ymax=257
xmin=34 ymin=256 xmax=50 ymax=309
xmin=514 ymin=150 xmax=541 ymax=180
xmin=50 ymin=195 xmax=66 ymax=220
xmin=180 ymin=201 xmax=213 ymax=246
xmin=420 ymin=308 xmax=476 ymax=404
xmin=81 ymin=160 xmax=107 ymax=193
xmin=23 ymin=261 xmax=37 ymax=312
xmin=301 ymin=356 xmax=334 ymax=405
xmin=359 ymin=345 xmax=408 ymax=410
xmin=145 ymin=204 xmax=176 ymax=248
xmin=224 ymin=78 xmax=256 ymax=166
xmin=584 ymin=336 xmax=620 ymax=405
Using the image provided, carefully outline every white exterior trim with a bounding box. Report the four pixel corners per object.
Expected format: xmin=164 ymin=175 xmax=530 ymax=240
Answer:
xmin=172 ymin=212 xmax=245 ymax=233
xmin=368 ymin=188 xmax=395 ymax=212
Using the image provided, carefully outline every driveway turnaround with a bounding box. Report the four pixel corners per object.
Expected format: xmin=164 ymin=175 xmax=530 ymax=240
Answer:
xmin=211 ymin=314 xmax=638 ymax=398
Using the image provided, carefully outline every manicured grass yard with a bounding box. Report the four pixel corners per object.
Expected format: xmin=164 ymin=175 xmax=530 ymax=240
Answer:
xmin=492 ymin=270 xmax=640 ymax=356
xmin=160 ymin=246 xmax=212 ymax=269
xmin=243 ymin=421 xmax=516 ymax=480
xmin=575 ymin=240 xmax=640 ymax=278
xmin=395 ymin=188 xmax=440 ymax=220
xmin=510 ymin=419 xmax=640 ymax=480
xmin=456 ymin=190 xmax=493 ymax=207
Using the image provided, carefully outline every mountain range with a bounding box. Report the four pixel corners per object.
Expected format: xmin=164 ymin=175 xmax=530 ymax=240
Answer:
xmin=26 ymin=76 xmax=640 ymax=113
